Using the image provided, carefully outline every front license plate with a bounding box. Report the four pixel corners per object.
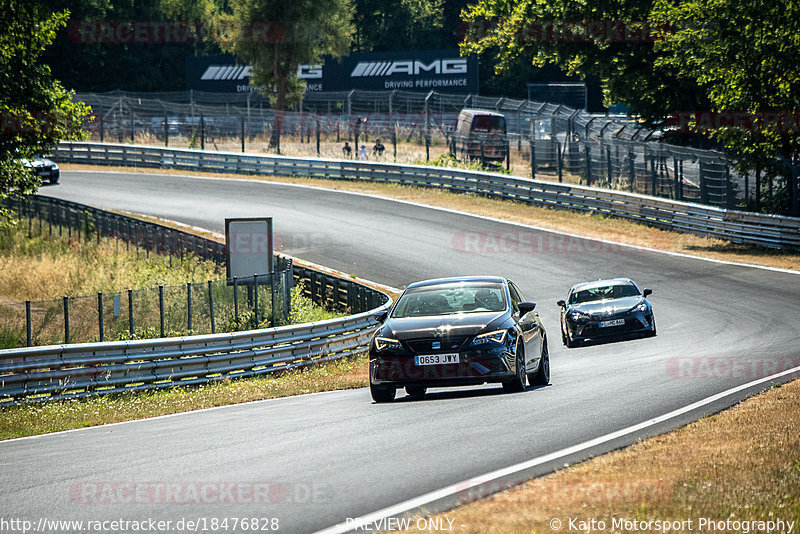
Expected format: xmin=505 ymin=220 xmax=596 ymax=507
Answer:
xmin=415 ymin=353 xmax=460 ymax=366
xmin=599 ymin=318 xmax=625 ymax=328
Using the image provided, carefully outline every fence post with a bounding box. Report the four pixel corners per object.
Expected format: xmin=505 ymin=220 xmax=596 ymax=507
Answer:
xmin=530 ymin=140 xmax=536 ymax=179
xmin=187 ymin=282 xmax=193 ymax=332
xmin=241 ymin=116 xmax=246 ymax=153
xmin=253 ymin=274 xmax=259 ymax=324
xmin=26 ymin=300 xmax=31 ymax=347
xmin=506 ymin=141 xmax=510 ymax=170
xmin=792 ymin=164 xmax=799 ymax=217
xmin=755 ymin=165 xmax=761 ymax=211
xmin=557 ymin=142 xmax=563 ymax=183
xmin=584 ymin=144 xmax=592 ymax=186
xmin=208 ymin=280 xmax=215 ymax=334
xmin=316 ymin=118 xmax=321 ymax=156
xmin=164 ymin=114 xmax=169 ymax=147
xmin=233 ymin=276 xmax=239 ymax=322
xmin=63 ymin=296 xmax=70 ymax=344
xmin=725 ymin=163 xmax=732 ymax=208
xmin=425 ymin=134 xmax=430 ymax=162
xmin=271 ymin=271 xmax=277 ymax=326
xmin=98 ymin=292 xmax=104 ymax=342
xmin=392 ymin=130 xmax=397 ymax=160
xmin=628 ymin=151 xmax=636 ymax=192
xmin=128 ymin=289 xmax=134 ymax=336
xmin=200 ymin=113 xmax=205 ymax=151
xmin=650 ymin=156 xmax=657 ymax=197
xmin=159 ymin=285 xmax=165 ymax=338
xmin=699 ymin=159 xmax=709 ymax=205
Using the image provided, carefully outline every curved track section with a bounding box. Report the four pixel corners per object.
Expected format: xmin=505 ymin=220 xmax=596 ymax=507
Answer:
xmin=1 ymin=171 xmax=798 ymax=533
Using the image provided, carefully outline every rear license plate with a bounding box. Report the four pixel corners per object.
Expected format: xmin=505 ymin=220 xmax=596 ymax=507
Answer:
xmin=599 ymin=318 xmax=625 ymax=328
xmin=415 ymin=353 xmax=459 ymax=366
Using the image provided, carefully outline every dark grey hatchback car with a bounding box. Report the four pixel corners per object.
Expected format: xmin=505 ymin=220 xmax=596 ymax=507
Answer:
xmin=369 ymin=276 xmax=549 ymax=402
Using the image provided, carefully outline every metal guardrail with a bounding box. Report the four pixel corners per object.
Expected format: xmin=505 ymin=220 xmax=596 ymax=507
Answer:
xmin=0 ymin=194 xmax=391 ymax=403
xmin=0 ymin=309 xmax=385 ymax=403
xmin=54 ymin=142 xmax=800 ymax=249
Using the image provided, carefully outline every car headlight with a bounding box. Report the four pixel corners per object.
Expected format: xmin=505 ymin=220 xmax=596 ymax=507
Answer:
xmin=472 ymin=330 xmax=507 ymax=345
xmin=52 ymin=163 xmax=59 ymax=170
xmin=634 ymin=303 xmax=648 ymax=312
xmin=374 ymin=336 xmax=401 ymax=351
xmin=569 ymin=311 xmax=589 ymax=321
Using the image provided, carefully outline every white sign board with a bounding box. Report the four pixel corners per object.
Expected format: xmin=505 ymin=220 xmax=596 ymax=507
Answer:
xmin=225 ymin=218 xmax=273 ymax=282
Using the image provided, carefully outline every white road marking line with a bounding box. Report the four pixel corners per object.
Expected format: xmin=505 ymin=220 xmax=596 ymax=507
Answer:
xmin=313 ymin=363 xmax=800 ymax=534
xmin=65 ymin=169 xmax=800 ymax=276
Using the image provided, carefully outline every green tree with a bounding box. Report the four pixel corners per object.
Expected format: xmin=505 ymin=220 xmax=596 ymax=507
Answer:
xmin=459 ymin=0 xmax=708 ymax=123
xmin=653 ymin=0 xmax=800 ymax=213
xmin=218 ymin=0 xmax=353 ymax=151
xmin=41 ymin=0 xmax=223 ymax=92
xmin=352 ymin=0 xmax=445 ymax=51
xmin=0 ymin=0 xmax=91 ymax=226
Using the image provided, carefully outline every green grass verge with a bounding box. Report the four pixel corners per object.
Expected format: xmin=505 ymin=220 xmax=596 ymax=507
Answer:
xmin=0 ymin=353 xmax=368 ymax=441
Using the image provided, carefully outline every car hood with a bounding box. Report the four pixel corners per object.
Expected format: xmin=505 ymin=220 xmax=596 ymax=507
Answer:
xmin=381 ymin=311 xmax=507 ymax=340
xmin=568 ymin=296 xmax=646 ymax=315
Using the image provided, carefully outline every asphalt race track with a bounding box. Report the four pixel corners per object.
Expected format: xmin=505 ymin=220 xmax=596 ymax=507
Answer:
xmin=2 ymin=170 xmax=799 ymax=533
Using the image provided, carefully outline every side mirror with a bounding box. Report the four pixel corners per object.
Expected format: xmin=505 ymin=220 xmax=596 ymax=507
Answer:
xmin=518 ymin=302 xmax=536 ymax=315
xmin=556 ymin=300 xmax=566 ymax=308
xmin=643 ymin=288 xmax=653 ymax=297
xmin=373 ymin=310 xmax=388 ymax=323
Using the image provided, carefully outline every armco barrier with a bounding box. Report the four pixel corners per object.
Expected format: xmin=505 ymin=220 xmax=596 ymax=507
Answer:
xmin=54 ymin=142 xmax=800 ymax=249
xmin=0 ymin=195 xmax=391 ymax=403
xmin=0 ymin=309 xmax=385 ymax=403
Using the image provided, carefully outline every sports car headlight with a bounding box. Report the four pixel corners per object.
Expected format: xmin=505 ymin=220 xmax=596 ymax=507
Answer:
xmin=52 ymin=163 xmax=59 ymax=170
xmin=374 ymin=336 xmax=401 ymax=351
xmin=472 ymin=330 xmax=507 ymax=345
xmin=569 ymin=311 xmax=590 ymax=321
xmin=634 ymin=303 xmax=648 ymax=312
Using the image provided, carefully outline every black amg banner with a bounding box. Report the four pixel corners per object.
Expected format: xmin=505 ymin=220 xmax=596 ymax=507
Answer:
xmin=186 ymin=50 xmax=479 ymax=94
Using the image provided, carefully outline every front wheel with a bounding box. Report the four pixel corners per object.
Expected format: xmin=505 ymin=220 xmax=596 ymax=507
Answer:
xmin=564 ymin=328 xmax=576 ymax=348
xmin=502 ymin=343 xmax=526 ymax=393
xmin=646 ymin=316 xmax=657 ymax=337
xmin=528 ymin=337 xmax=550 ymax=386
xmin=370 ymin=383 xmax=396 ymax=403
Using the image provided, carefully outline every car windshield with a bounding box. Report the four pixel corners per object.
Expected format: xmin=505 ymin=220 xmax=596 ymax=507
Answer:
xmin=392 ymin=282 xmax=507 ymax=318
xmin=569 ymin=283 xmax=640 ymax=304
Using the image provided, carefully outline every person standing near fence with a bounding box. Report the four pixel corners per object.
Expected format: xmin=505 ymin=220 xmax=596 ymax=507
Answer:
xmin=358 ymin=144 xmax=368 ymax=160
xmin=372 ymin=139 xmax=385 ymax=157
xmin=342 ymin=141 xmax=352 ymax=158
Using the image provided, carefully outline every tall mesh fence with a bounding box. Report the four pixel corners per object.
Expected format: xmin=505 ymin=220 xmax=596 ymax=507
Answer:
xmin=0 ymin=197 xmax=293 ymax=349
xmin=69 ymin=89 xmax=768 ymax=211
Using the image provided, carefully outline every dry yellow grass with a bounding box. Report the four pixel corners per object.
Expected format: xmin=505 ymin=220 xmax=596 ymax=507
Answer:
xmin=395 ymin=379 xmax=800 ymax=533
xmin=62 ymin=163 xmax=800 ymax=271
xmin=0 ymin=225 xmax=222 ymax=302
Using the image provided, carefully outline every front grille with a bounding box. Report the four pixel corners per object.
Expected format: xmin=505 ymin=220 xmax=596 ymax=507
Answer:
xmin=404 ymin=335 xmax=471 ymax=354
xmin=584 ymin=317 xmax=645 ymax=335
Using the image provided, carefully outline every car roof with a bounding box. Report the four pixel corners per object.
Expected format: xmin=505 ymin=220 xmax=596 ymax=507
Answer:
xmin=406 ymin=276 xmax=506 ymax=289
xmin=569 ymin=278 xmax=636 ymax=293
xmin=458 ymin=109 xmax=506 ymax=118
